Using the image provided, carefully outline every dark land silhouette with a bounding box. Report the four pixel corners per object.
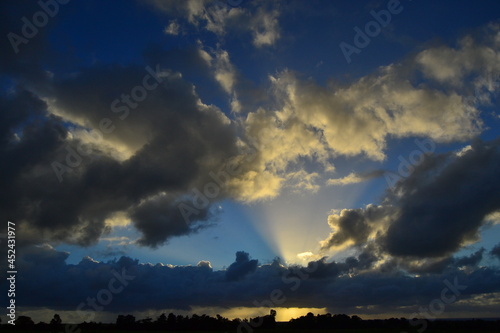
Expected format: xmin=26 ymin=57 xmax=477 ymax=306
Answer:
xmin=1 ymin=311 xmax=499 ymax=332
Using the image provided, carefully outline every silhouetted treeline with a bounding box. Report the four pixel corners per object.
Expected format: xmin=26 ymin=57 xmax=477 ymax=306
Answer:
xmin=288 ymin=312 xmax=500 ymax=331
xmin=0 ymin=311 xmax=274 ymax=331
xmin=114 ymin=312 xmax=248 ymax=331
xmin=2 ymin=311 xmax=500 ymax=331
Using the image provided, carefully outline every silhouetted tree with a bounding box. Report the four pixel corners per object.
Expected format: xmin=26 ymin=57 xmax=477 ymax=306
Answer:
xmin=35 ymin=321 xmax=50 ymax=330
xmin=167 ymin=312 xmax=177 ymax=328
xmin=50 ymin=313 xmax=62 ymax=328
xmin=156 ymin=313 xmax=167 ymax=329
xmin=137 ymin=317 xmax=153 ymax=329
xmin=351 ymin=315 xmax=362 ymax=322
xmin=16 ymin=316 xmax=35 ymax=328
xmin=116 ymin=314 xmax=136 ymax=329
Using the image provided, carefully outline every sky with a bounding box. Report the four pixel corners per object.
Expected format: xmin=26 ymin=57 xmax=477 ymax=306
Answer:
xmin=1 ymin=0 xmax=500 ymax=325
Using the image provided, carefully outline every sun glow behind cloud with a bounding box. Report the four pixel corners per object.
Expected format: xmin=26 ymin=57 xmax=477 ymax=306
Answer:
xmin=215 ymin=307 xmax=328 ymax=322
xmin=246 ymin=183 xmax=368 ymax=264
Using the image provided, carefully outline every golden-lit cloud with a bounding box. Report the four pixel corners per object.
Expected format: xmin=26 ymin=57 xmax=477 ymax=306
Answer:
xmin=104 ymin=211 xmax=132 ymax=228
xmin=148 ymin=0 xmax=280 ymax=47
xmin=268 ymin=67 xmax=481 ymax=159
xmin=234 ymin=34 xmax=494 ymax=203
xmin=327 ymin=172 xmax=364 ymax=186
xmin=250 ymin=7 xmax=281 ymax=47
xmin=228 ymin=169 xmax=283 ymax=202
xmin=164 ymin=20 xmax=180 ymax=35
xmin=327 ymin=170 xmax=384 ymax=187
xmin=416 ymin=25 xmax=500 ymax=87
xmin=100 ymin=236 xmax=132 ymax=246
xmin=485 ymin=211 xmax=500 ymax=224
xmin=213 ymin=49 xmax=237 ymax=94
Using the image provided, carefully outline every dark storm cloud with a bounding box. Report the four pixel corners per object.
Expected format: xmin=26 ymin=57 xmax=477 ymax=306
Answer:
xmin=303 ymin=257 xmax=341 ymax=279
xmin=491 ymin=242 xmax=500 ymax=260
xmin=94 ymin=245 xmax=128 ymax=259
xmin=130 ymin=194 xmax=214 ymax=247
xmin=8 ymin=247 xmax=500 ymax=316
xmin=18 ymin=244 xmax=69 ymax=268
xmin=397 ymin=248 xmax=486 ymax=275
xmin=1 ymin=58 xmax=243 ymax=247
xmin=325 ymin=209 xmax=372 ymax=247
xmin=455 ymin=248 xmax=485 ymax=267
xmin=0 ymin=88 xmax=128 ymax=247
xmin=368 ymin=247 xmax=485 ymax=276
xmin=2 ymin=0 xmax=273 ymax=249
xmin=320 ymin=205 xmax=394 ymax=251
xmin=403 ymin=257 xmax=455 ymax=275
xmin=354 ymin=244 xmax=381 ymax=270
xmin=1 ymin=0 xmax=267 ymax=249
xmin=321 ymin=138 xmax=500 ymax=260
xmin=0 ymin=90 xmax=74 ymax=245
xmin=225 ymin=251 xmax=259 ymax=281
xmin=383 ymin=138 xmax=500 ymax=258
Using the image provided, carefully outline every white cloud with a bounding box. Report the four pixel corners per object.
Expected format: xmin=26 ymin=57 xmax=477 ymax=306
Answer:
xmin=416 ymin=26 xmax=500 ymax=87
xmin=239 ymin=62 xmax=482 ymax=199
xmin=250 ymin=7 xmax=280 ymax=47
xmin=237 ymin=27 xmax=500 ymax=200
xmin=101 ymin=236 xmax=132 ymax=246
xmin=273 ymin=67 xmax=481 ymax=160
xmin=197 ymin=44 xmax=242 ymax=112
xmin=286 ymin=170 xmax=320 ymax=193
xmin=164 ymin=20 xmax=180 ymax=35
xmin=485 ymin=211 xmax=500 ymax=225
xmin=148 ymin=0 xmax=281 ymax=47
xmin=213 ymin=49 xmax=237 ymax=94
xmin=327 ymin=172 xmax=364 ymax=186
